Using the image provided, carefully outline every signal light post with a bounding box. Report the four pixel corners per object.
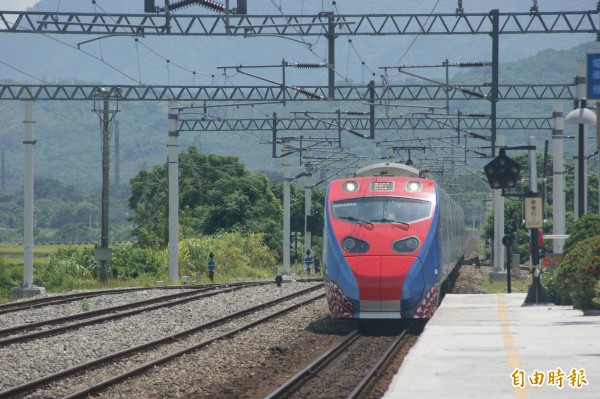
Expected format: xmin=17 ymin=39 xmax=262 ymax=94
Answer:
xmin=484 ymin=140 xmax=518 ymax=273
xmin=483 ymin=148 xmax=520 ymax=191
xmin=565 ymin=98 xmax=597 ymax=219
xmin=523 ymin=137 xmax=548 ymax=305
xmin=483 ymin=141 xmax=548 ymax=303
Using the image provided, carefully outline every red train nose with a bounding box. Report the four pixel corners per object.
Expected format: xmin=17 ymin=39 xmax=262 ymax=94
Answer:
xmin=346 ymin=255 xmax=416 ymax=312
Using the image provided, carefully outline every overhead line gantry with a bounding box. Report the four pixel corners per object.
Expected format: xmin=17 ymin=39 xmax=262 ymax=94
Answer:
xmin=1 ymin=10 xmax=596 ymax=35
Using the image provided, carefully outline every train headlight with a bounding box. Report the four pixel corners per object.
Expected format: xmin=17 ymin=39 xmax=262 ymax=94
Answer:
xmin=343 ymin=181 xmax=359 ymax=192
xmin=405 ymin=181 xmax=422 ymax=193
xmin=392 ymin=236 xmax=420 ymax=253
xmin=342 ymin=236 xmax=370 ymax=253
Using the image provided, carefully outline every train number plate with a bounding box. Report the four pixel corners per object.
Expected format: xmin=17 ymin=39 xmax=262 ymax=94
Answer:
xmin=370 ymin=181 xmax=394 ymax=192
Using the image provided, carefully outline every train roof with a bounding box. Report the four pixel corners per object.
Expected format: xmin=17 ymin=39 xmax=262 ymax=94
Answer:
xmin=354 ymin=162 xmax=421 ymax=178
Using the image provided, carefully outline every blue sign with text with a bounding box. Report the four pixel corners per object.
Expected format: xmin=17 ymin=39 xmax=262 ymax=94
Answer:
xmin=587 ymin=52 xmax=600 ymax=100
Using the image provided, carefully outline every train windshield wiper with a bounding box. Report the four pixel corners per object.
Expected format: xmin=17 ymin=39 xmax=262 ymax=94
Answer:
xmin=372 ymin=218 xmax=410 ymax=227
xmin=338 ymin=216 xmax=374 ymax=226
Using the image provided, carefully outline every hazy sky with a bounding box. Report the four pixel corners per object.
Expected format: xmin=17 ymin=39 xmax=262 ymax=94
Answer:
xmin=0 ymin=0 xmax=37 ymax=11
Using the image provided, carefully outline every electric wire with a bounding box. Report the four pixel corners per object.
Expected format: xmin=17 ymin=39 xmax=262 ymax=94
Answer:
xmin=394 ymin=0 xmax=441 ymax=65
xmin=0 ymin=59 xmax=49 ymax=84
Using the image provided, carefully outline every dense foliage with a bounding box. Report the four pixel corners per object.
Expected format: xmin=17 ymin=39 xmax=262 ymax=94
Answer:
xmin=178 ymin=231 xmax=277 ymax=279
xmin=0 ymin=257 xmax=21 ymax=302
xmin=544 ymin=214 xmax=600 ymax=310
xmin=562 ymin=214 xmax=600 ymax=254
xmin=0 ymin=230 xmax=278 ymax=302
xmin=129 ymin=147 xmax=284 ymax=253
xmin=0 ymin=177 xmax=132 ymax=244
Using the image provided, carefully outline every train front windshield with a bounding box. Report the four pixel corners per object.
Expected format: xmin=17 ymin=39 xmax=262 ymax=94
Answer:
xmin=331 ymin=197 xmax=431 ymax=224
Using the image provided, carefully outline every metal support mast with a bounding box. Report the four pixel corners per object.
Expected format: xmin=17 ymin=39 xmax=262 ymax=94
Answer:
xmin=552 ymin=102 xmax=566 ymax=254
xmin=168 ymin=101 xmax=180 ymax=284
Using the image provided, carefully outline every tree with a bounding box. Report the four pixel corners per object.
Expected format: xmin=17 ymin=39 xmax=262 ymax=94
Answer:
xmin=563 ymin=213 xmax=600 ymax=254
xmin=129 ymin=147 xmax=283 ymax=253
xmin=552 ymin=235 xmax=600 ymax=310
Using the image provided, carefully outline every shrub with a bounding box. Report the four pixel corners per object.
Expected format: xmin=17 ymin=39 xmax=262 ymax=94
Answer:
xmin=0 ymin=259 xmax=22 ymax=302
xmin=554 ymin=235 xmax=600 ymax=311
xmin=563 ymin=214 xmax=600 ymax=254
xmin=178 ymin=230 xmax=277 ymax=280
xmin=35 ymin=246 xmax=98 ymax=291
xmin=109 ymin=244 xmax=166 ymax=279
xmin=36 ymin=244 xmax=168 ymax=290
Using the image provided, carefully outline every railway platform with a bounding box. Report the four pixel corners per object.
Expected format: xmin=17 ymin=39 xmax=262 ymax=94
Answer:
xmin=383 ymin=293 xmax=600 ymax=398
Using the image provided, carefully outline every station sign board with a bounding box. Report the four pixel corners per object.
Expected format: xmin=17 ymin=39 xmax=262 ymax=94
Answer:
xmin=587 ymin=51 xmax=600 ymax=100
xmin=524 ymin=196 xmax=543 ymax=229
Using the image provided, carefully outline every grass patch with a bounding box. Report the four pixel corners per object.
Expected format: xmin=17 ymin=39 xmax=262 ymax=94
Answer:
xmin=0 ymin=243 xmax=93 ymax=256
xmin=1 ymin=258 xmax=46 ymax=266
xmin=484 ymin=275 xmax=530 ymax=293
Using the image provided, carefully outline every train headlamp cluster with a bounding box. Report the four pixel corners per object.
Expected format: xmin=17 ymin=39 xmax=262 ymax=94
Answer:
xmin=341 ymin=236 xmax=370 ymax=253
xmin=405 ymin=181 xmax=422 ymax=193
xmin=392 ymin=237 xmax=421 ymax=253
xmin=343 ymin=181 xmax=359 ymax=192
xmin=342 ymin=236 xmax=420 ymax=254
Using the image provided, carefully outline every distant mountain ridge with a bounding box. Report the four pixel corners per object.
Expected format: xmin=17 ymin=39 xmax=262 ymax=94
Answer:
xmin=0 ymin=1 xmax=597 ymax=192
xmin=1 ymin=0 xmax=596 ymax=84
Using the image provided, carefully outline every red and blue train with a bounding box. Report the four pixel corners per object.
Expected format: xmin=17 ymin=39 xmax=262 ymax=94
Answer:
xmin=323 ymin=162 xmax=465 ymax=319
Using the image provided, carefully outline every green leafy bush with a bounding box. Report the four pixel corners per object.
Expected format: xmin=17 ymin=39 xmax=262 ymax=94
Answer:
xmin=179 ymin=229 xmax=277 ymax=281
xmin=563 ymin=214 xmax=600 ymax=254
xmin=553 ymin=235 xmax=600 ymax=311
xmin=109 ymin=244 xmax=166 ymax=279
xmin=0 ymin=258 xmax=22 ymax=302
xmin=27 ymin=230 xmax=276 ymax=292
xmin=35 ymin=246 xmax=98 ymax=291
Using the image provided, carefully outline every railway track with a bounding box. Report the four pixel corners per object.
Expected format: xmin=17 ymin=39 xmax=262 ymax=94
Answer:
xmin=0 ymin=284 xmax=324 ymax=399
xmin=0 ymin=282 xmax=270 ymax=346
xmin=264 ymin=321 xmax=424 ymax=399
xmin=0 ymin=287 xmax=149 ymax=315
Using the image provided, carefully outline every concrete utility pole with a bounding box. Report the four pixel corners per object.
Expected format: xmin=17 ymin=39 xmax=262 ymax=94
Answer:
xmin=12 ymin=92 xmax=45 ymax=299
xmin=552 ymin=102 xmax=566 ymax=254
xmin=92 ymin=88 xmax=119 ymax=284
xmin=283 ymin=153 xmax=291 ymax=275
xmin=100 ymin=94 xmax=110 ymax=283
xmin=114 ymin=120 xmax=120 ymax=187
xmin=493 ymin=135 xmax=505 ymax=272
xmin=304 ymin=173 xmax=312 ymax=258
xmin=168 ymin=101 xmax=180 ymax=285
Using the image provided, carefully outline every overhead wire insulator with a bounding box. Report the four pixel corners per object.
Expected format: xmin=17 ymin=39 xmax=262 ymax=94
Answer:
xmin=294 ymin=87 xmax=325 ymax=100
xmin=293 ymin=63 xmax=327 ymax=69
xmin=169 ymin=0 xmax=225 ymax=13
xmin=454 ymin=87 xmax=487 ymax=99
xmin=169 ymin=0 xmax=198 ymax=10
xmin=197 ymin=0 xmax=226 ymax=12
xmin=464 ymin=113 xmax=488 ymax=117
xmin=458 ymin=62 xmax=491 ymax=68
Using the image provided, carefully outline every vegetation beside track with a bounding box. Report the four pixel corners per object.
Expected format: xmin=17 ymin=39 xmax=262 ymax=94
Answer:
xmin=0 ymin=230 xmax=278 ymax=303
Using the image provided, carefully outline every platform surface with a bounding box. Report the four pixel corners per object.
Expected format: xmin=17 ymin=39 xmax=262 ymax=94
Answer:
xmin=383 ymin=293 xmax=600 ymax=398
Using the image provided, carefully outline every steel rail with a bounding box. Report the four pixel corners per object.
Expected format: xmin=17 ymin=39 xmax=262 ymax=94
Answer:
xmin=263 ymin=329 xmax=361 ymax=399
xmin=0 ymin=285 xmax=221 ymax=336
xmin=0 ymin=285 xmax=324 ymax=398
xmin=0 ymin=282 xmax=268 ymax=346
xmin=61 ymin=290 xmax=325 ymax=399
xmin=346 ymin=329 xmax=411 ymax=399
xmin=0 ymin=287 xmax=148 ymax=315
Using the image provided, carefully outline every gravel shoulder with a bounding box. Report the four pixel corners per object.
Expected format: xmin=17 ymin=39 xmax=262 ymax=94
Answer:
xmin=1 ymin=265 xmax=487 ymax=399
